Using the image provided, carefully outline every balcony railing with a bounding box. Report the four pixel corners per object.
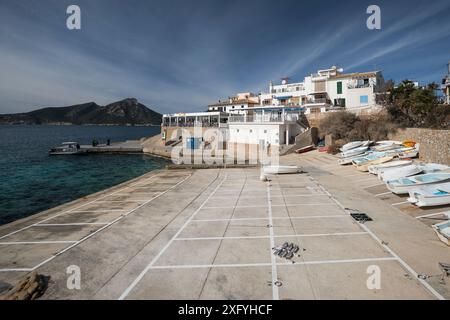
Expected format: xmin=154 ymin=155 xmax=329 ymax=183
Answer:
xmin=228 ymin=114 xmax=300 ymax=123
xmin=305 ymin=98 xmax=330 ymax=104
xmin=347 ymin=83 xmax=372 ymax=89
xmin=162 ymin=121 xmax=220 ymax=127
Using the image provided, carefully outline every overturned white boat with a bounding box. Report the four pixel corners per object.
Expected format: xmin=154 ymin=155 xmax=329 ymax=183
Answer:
xmin=398 ymin=149 xmax=419 ymax=159
xmin=341 ymin=147 xmax=369 ymax=158
xmin=368 ymin=160 xmax=412 ymax=175
xmin=375 ymin=140 xmax=402 ymax=146
xmin=351 ymin=152 xmax=387 ymax=166
xmin=263 ymin=165 xmax=302 ymax=175
xmin=379 ymin=164 xmax=423 ymax=181
xmin=432 ymin=220 xmax=450 ymax=246
xmin=338 ymin=151 xmax=372 ymax=165
xmin=356 ymin=156 xmax=393 ymax=172
xmin=386 ymin=173 xmax=450 ymax=194
xmin=407 ymin=182 xmax=450 ymax=207
xmin=340 ymin=140 xmax=370 ymax=152
xmin=340 ymin=146 xmax=369 ymax=158
xmin=419 ymin=163 xmax=450 ymax=173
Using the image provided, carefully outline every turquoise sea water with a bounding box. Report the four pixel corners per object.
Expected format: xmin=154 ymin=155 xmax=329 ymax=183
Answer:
xmin=0 ymin=125 xmax=168 ymax=225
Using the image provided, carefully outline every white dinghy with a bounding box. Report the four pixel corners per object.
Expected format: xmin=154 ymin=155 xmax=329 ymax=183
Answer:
xmin=379 ymin=164 xmax=423 ymax=181
xmin=432 ymin=220 xmax=450 ymax=246
xmin=368 ymin=160 xmax=412 ymax=175
xmin=375 ymin=140 xmax=402 ymax=146
xmin=340 ymin=141 xmax=364 ymax=151
xmin=351 ymin=152 xmax=386 ymax=166
xmin=371 ymin=141 xmax=402 ymax=152
xmin=263 ymin=165 xmax=302 ymax=175
xmin=340 ymin=146 xmax=369 ymax=158
xmin=407 ymin=182 xmax=450 ymax=207
xmin=419 ymin=163 xmax=450 ymax=174
xmin=386 ymin=173 xmax=450 ymax=194
xmin=338 ymin=151 xmax=372 ymax=165
xmin=340 ymin=140 xmax=370 ymax=152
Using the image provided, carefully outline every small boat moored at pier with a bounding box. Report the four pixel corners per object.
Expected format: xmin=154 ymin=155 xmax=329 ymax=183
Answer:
xmin=49 ymin=142 xmax=87 ymax=155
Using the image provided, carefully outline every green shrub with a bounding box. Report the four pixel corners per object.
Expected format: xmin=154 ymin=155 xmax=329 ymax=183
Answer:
xmin=382 ymin=80 xmax=450 ymax=129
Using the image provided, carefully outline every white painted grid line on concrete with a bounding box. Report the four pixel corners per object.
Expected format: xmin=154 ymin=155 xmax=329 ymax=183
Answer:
xmin=191 ymin=215 xmax=347 ymax=223
xmin=375 ymin=191 xmax=392 ymax=197
xmin=203 ymin=203 xmax=336 ymax=209
xmin=270 ymin=194 xmax=327 ymax=198
xmin=0 ymin=240 xmax=78 ymax=245
xmin=343 ymin=173 xmax=368 ymax=178
xmin=391 ymin=201 xmax=410 ymax=206
xmin=353 ymin=177 xmax=378 ymax=183
xmin=34 ymin=223 xmax=108 ymax=226
xmin=94 ymin=200 xmax=147 ymax=203
xmin=357 ymin=221 xmax=445 ymax=300
xmin=218 ymin=189 xmax=267 ymax=192
xmin=26 ymin=174 xmax=192 ymax=273
xmin=147 ymin=257 xmax=398 ymax=270
xmin=0 ymin=172 xmax=164 ymax=241
xmin=118 ymin=173 xmax=226 ymax=300
xmin=70 ymin=209 xmax=127 ymax=213
xmin=115 ymin=192 xmax=162 ymax=196
xmin=174 ymin=232 xmax=369 ymax=241
xmin=308 ymin=176 xmax=445 ymax=301
xmin=365 ymin=183 xmax=386 ymax=188
xmin=415 ymin=211 xmax=450 ymax=219
xmin=0 ymin=268 xmax=34 ymax=272
xmin=266 ymin=180 xmax=279 ymax=300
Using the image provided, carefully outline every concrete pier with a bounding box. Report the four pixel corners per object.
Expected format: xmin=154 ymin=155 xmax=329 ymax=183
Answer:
xmin=0 ymin=151 xmax=449 ymax=299
xmin=81 ymin=140 xmax=143 ymax=153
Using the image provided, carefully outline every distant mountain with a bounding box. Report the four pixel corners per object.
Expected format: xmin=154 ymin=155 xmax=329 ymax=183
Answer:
xmin=0 ymin=98 xmax=162 ymax=125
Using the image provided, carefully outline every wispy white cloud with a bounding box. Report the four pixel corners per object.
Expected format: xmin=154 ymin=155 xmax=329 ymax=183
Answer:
xmin=345 ymin=18 xmax=450 ymax=70
xmin=0 ymin=0 xmax=449 ymax=114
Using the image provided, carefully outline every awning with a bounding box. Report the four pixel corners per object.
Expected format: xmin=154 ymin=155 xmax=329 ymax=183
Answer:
xmin=275 ymin=96 xmax=292 ymax=100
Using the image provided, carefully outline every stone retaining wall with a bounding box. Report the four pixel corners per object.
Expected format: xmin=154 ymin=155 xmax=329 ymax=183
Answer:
xmin=388 ymin=128 xmax=450 ymax=164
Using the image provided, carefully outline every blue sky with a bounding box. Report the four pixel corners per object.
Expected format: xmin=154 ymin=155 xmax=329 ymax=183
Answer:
xmin=0 ymin=0 xmax=449 ymax=114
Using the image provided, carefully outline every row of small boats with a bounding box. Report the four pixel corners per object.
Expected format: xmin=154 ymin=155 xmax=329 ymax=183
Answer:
xmin=339 ymin=139 xmax=450 ymax=246
xmin=338 ymin=140 xmax=450 ymax=208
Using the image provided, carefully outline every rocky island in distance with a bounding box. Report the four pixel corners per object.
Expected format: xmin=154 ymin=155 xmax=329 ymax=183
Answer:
xmin=0 ymin=98 xmax=162 ymax=126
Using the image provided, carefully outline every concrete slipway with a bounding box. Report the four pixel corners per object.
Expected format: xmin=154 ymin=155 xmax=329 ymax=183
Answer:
xmin=0 ymin=151 xmax=449 ymax=299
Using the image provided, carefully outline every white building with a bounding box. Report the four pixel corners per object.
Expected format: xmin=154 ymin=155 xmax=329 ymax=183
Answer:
xmin=207 ymin=92 xmax=259 ymax=114
xmin=227 ymin=106 xmax=306 ymax=147
xmin=260 ymin=66 xmax=385 ymax=114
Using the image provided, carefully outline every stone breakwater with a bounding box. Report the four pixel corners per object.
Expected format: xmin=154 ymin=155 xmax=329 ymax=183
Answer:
xmin=389 ymin=128 xmax=450 ymax=165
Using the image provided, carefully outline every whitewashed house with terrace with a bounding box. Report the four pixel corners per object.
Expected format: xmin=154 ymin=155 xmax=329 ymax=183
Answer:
xmin=260 ymin=66 xmax=385 ymax=114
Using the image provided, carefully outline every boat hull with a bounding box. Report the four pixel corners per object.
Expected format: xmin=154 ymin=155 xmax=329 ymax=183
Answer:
xmin=368 ymin=160 xmax=412 ymax=174
xmin=356 ymin=156 xmax=393 ymax=172
xmin=432 ymin=221 xmax=450 ymax=246
xmin=49 ymin=150 xmax=87 ymax=155
xmin=386 ymin=173 xmax=450 ymax=194
xmin=379 ymin=165 xmax=422 ymax=181
xmin=340 ymin=146 xmax=368 ymax=158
